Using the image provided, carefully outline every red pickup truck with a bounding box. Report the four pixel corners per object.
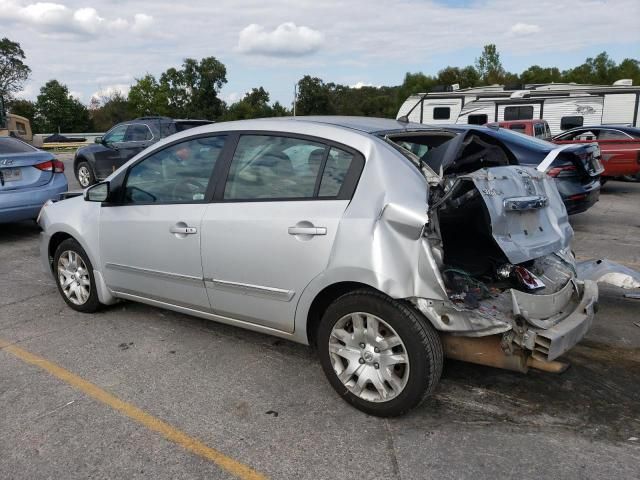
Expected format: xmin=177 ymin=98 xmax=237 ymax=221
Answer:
xmin=485 ymin=119 xmax=552 ymax=140
xmin=552 ymin=126 xmax=640 ymax=180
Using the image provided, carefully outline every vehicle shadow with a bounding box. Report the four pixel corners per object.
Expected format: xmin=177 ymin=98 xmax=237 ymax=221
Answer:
xmin=0 ymin=221 xmax=41 ymax=244
xmin=113 ymin=296 xmax=639 ymax=443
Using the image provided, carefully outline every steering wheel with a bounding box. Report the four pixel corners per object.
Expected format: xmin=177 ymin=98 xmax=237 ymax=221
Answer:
xmin=172 ymin=178 xmax=206 ymax=201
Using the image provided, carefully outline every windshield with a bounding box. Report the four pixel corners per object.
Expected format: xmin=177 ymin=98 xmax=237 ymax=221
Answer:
xmin=0 ymin=137 xmax=37 ymax=154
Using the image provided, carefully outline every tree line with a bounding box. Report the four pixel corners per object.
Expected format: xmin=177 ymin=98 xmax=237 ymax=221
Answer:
xmin=1 ymin=37 xmax=639 ymax=134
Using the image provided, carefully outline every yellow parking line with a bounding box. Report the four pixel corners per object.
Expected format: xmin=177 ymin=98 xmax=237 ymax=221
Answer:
xmin=0 ymin=338 xmax=267 ymax=480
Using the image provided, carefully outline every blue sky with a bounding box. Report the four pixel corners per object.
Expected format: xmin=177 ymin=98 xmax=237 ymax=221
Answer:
xmin=1 ymin=0 xmax=638 ymax=109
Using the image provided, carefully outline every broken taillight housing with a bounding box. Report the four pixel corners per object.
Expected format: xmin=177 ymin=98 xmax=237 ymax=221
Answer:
xmin=34 ymin=160 xmax=65 ymax=173
xmin=547 ymin=165 xmax=577 ymax=177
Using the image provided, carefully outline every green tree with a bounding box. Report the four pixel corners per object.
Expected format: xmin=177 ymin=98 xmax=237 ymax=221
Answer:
xmin=561 ymin=52 xmax=618 ymax=84
xmin=223 ymin=87 xmax=291 ymax=120
xmin=475 ymin=44 xmax=505 ymax=84
xmin=34 ymin=80 xmax=91 ymax=133
xmin=519 ymin=65 xmax=563 ymax=84
xmin=7 ymin=98 xmax=36 ymax=123
xmin=436 ymin=66 xmax=480 ymax=89
xmin=159 ymin=57 xmax=227 ymax=119
xmin=614 ymin=58 xmax=640 ymax=86
xmin=0 ymin=38 xmax=31 ymax=99
xmin=296 ymin=76 xmax=334 ymax=115
xmin=90 ymin=91 xmax=133 ymax=131
xmin=128 ymin=74 xmax=169 ymax=116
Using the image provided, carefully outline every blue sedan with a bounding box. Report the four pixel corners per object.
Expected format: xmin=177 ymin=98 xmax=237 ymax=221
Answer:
xmin=0 ymin=137 xmax=68 ymax=223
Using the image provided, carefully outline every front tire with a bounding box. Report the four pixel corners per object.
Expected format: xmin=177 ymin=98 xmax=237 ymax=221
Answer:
xmin=317 ymin=290 xmax=443 ymax=417
xmin=53 ymin=238 xmax=101 ymax=313
xmin=76 ymin=161 xmax=96 ymax=188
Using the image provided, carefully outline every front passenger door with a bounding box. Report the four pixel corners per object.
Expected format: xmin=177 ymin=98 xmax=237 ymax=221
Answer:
xmin=118 ymin=123 xmax=155 ymax=168
xmin=100 ymin=135 xmax=228 ymax=309
xmin=94 ymin=124 xmax=128 ymax=179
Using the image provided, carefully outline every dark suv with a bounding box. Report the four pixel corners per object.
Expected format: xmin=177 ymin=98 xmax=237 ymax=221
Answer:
xmin=74 ymin=117 xmax=213 ymax=187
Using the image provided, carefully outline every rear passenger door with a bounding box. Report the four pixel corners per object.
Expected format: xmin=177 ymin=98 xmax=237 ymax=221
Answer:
xmin=118 ymin=123 xmax=155 ymax=165
xmin=200 ymin=133 xmax=363 ymax=333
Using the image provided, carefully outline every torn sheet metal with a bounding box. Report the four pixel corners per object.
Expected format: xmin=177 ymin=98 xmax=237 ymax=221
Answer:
xmin=576 ymin=259 xmax=640 ymax=289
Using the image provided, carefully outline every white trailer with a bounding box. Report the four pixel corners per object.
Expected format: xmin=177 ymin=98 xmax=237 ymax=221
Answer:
xmin=397 ymin=80 xmax=640 ymax=135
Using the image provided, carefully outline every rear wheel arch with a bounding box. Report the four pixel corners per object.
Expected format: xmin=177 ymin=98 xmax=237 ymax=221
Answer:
xmin=306 ymin=281 xmax=383 ymax=347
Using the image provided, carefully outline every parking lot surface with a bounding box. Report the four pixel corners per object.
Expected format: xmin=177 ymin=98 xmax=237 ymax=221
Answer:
xmin=1 ymin=154 xmax=639 ymax=479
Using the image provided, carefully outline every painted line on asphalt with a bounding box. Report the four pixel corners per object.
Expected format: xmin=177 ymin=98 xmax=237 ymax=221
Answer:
xmin=0 ymin=337 xmax=267 ymax=480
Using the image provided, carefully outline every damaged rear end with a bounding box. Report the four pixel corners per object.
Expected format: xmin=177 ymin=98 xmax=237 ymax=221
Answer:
xmin=386 ymin=129 xmax=600 ymax=373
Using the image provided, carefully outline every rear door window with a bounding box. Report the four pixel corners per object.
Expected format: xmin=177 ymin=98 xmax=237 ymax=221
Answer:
xmin=597 ymin=129 xmax=631 ymax=140
xmin=223 ymin=135 xmax=363 ymax=201
xmin=319 ymin=148 xmax=355 ymax=197
xmin=124 ymin=124 xmax=153 ymax=142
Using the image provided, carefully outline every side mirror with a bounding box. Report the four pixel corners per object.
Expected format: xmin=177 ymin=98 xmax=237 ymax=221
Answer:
xmin=85 ymin=182 xmax=109 ymax=202
xmin=94 ymin=136 xmax=103 ymax=144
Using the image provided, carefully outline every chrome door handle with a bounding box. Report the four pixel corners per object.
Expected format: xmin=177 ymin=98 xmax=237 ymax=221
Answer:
xmin=288 ymin=226 xmax=327 ymax=236
xmin=170 ymin=226 xmax=197 ymax=234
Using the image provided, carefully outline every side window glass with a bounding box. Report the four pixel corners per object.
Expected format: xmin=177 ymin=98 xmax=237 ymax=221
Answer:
xmin=467 ymin=114 xmax=488 ymax=125
xmin=124 ymin=124 xmax=153 ymax=142
xmin=575 ymin=130 xmax=596 ymax=141
xmin=319 ymin=148 xmax=355 ymax=197
xmin=103 ymin=124 xmax=128 ymax=143
xmin=534 ymin=124 xmax=544 ymax=138
xmin=504 ymin=106 xmax=534 ymax=121
xmin=597 ymin=130 xmax=629 ymax=140
xmin=125 ymin=136 xmax=225 ymax=204
xmin=224 ymin=135 xmax=326 ymax=200
xmin=560 ymin=116 xmax=584 ymax=130
xmin=433 ymin=107 xmax=450 ymax=120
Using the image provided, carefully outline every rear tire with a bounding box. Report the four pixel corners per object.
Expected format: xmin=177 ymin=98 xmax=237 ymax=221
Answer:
xmin=53 ymin=238 xmax=101 ymax=313
xmin=317 ymin=289 xmax=443 ymax=417
xmin=76 ymin=161 xmax=95 ymax=188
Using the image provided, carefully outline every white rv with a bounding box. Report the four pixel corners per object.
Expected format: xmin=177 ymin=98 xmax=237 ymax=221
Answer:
xmin=397 ymin=80 xmax=640 ymax=135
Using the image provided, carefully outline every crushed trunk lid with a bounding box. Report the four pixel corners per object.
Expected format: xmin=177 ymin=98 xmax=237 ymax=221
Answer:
xmin=460 ymin=166 xmax=572 ymax=265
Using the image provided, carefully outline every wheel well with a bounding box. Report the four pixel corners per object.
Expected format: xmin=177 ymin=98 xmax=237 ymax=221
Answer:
xmin=74 ymin=155 xmax=89 ymax=173
xmin=48 ymin=232 xmax=73 ymax=270
xmin=306 ymin=281 xmax=373 ymax=348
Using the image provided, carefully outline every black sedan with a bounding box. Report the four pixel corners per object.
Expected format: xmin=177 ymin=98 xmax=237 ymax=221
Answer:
xmin=437 ymin=125 xmax=604 ymax=215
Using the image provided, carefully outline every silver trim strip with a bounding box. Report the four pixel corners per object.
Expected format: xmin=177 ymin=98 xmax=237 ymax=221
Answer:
xmin=204 ymin=278 xmax=295 ymax=302
xmin=105 ymin=263 xmax=203 ymax=284
xmin=111 ymin=290 xmax=293 ymax=335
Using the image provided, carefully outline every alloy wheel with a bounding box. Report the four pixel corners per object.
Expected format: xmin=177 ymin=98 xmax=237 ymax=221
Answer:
xmin=78 ymin=166 xmax=91 ymax=187
xmin=57 ymin=250 xmax=91 ymax=305
xmin=329 ymin=312 xmax=410 ymax=402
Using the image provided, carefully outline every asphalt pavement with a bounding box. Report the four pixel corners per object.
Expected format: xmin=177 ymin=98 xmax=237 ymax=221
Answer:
xmin=1 ymin=155 xmax=638 ymax=479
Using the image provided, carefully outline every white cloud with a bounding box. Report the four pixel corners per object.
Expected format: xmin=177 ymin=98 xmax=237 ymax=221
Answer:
xmin=223 ymin=91 xmax=242 ymax=103
xmin=0 ymin=0 xmax=153 ymax=36
xmin=237 ymin=22 xmax=324 ymax=56
xmin=509 ymin=22 xmax=541 ymax=36
xmin=350 ymin=82 xmax=380 ymax=89
xmin=132 ymin=13 xmax=153 ymax=33
xmin=91 ymin=84 xmax=131 ymax=102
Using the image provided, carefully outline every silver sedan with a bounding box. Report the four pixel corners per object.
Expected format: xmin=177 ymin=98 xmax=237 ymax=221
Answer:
xmin=39 ymin=117 xmax=600 ymax=416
